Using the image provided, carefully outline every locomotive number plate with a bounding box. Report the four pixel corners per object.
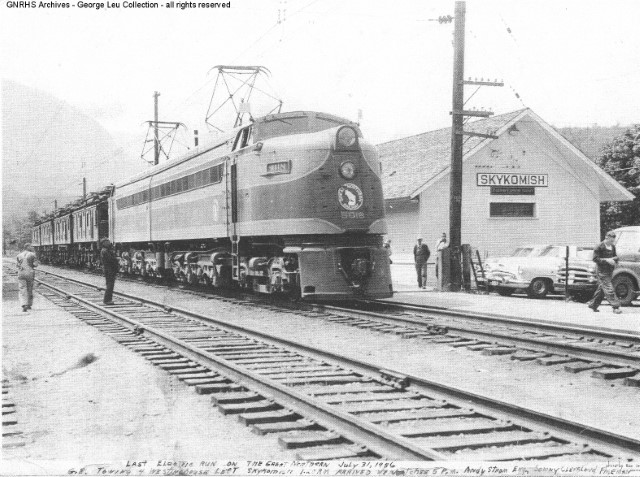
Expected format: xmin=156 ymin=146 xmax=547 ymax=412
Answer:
xmin=341 ymin=211 xmax=365 ymax=219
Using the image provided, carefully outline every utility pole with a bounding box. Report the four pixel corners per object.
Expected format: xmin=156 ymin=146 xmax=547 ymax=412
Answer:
xmin=153 ymin=91 xmax=160 ymax=166
xmin=449 ymin=0 xmax=466 ymax=292
xmin=83 ymin=177 xmax=87 ymax=200
xmin=142 ymin=92 xmax=185 ymax=165
xmin=449 ymin=1 xmax=502 ymax=291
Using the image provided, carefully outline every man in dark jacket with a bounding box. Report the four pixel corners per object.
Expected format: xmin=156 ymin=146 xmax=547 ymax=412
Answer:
xmin=100 ymin=239 xmax=119 ymax=305
xmin=588 ymin=231 xmax=622 ymax=314
xmin=413 ymin=237 xmax=430 ymax=289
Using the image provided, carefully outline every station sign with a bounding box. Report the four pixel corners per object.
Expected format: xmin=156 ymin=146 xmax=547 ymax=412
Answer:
xmin=490 ymin=186 xmax=535 ymax=195
xmin=477 ymin=173 xmax=548 ymax=187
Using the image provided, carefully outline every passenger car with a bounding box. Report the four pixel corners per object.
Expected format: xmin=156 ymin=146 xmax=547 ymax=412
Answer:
xmin=476 ymin=245 xmax=550 ymax=294
xmin=485 ymin=245 xmax=593 ymax=299
xmin=557 ymin=226 xmax=640 ymax=305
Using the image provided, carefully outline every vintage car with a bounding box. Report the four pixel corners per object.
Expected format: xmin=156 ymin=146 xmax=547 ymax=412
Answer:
xmin=484 ymin=245 xmax=593 ymax=299
xmin=475 ymin=244 xmax=550 ymax=291
xmin=556 ymin=226 xmax=640 ymax=305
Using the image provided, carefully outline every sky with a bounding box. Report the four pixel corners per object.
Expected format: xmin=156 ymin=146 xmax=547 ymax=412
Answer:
xmin=1 ymin=0 xmax=640 ymax=187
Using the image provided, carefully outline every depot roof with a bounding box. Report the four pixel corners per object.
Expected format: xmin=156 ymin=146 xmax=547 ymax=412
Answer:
xmin=377 ymin=108 xmax=633 ymax=203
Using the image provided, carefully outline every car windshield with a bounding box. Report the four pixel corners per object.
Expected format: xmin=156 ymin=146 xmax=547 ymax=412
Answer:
xmin=510 ymin=246 xmax=546 ymax=257
xmin=511 ymin=247 xmax=535 ymax=257
xmin=576 ymin=249 xmax=594 ymax=260
xmin=539 ymin=246 xmax=562 ymax=257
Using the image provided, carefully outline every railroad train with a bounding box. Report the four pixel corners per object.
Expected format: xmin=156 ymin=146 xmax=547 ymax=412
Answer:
xmin=32 ymin=110 xmax=393 ymax=300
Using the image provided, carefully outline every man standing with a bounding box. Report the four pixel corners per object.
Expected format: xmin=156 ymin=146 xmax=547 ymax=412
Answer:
xmin=383 ymin=240 xmax=392 ymax=264
xmin=100 ymin=239 xmax=119 ymax=305
xmin=435 ymin=233 xmax=448 ymax=279
xmin=588 ymin=231 xmax=622 ymax=314
xmin=413 ymin=237 xmax=430 ymax=289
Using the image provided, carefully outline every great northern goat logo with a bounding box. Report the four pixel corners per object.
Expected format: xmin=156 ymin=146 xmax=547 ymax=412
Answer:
xmin=338 ymin=183 xmax=363 ymax=211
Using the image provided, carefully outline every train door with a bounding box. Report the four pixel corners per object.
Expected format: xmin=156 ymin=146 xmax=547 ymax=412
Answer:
xmin=228 ymin=125 xmax=252 ymax=282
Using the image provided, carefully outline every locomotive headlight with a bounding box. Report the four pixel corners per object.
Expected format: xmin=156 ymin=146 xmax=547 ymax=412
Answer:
xmin=337 ymin=126 xmax=357 ymax=148
xmin=340 ymin=161 xmax=356 ymax=179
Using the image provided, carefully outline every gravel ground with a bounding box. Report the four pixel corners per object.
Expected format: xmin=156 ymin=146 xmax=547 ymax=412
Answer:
xmin=3 ymin=262 xmax=639 ymax=468
xmin=2 ymin=273 xmax=299 ymax=467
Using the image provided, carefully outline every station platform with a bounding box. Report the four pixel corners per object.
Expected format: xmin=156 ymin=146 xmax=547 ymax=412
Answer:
xmin=389 ymin=262 xmax=640 ymax=336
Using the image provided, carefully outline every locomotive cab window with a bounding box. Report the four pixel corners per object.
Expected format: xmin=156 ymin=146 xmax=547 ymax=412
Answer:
xmin=233 ymin=126 xmax=253 ymax=151
xmin=253 ymin=114 xmax=362 ymax=141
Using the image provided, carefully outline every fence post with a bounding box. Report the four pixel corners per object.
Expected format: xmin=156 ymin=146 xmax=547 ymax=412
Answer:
xmin=475 ymin=250 xmax=486 ymax=292
xmin=461 ymin=244 xmax=471 ymax=291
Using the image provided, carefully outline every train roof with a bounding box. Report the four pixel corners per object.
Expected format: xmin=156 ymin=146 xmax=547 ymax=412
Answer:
xmin=114 ymin=110 xmax=358 ymax=189
xmin=33 ymin=185 xmax=113 ymax=225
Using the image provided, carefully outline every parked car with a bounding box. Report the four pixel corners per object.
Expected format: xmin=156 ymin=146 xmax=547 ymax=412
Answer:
xmin=484 ymin=245 xmax=593 ymax=299
xmin=475 ymin=244 xmax=550 ymax=290
xmin=557 ymin=226 xmax=640 ymax=305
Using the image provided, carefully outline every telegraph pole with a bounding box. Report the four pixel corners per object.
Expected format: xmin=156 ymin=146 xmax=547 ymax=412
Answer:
xmin=449 ymin=0 xmax=466 ymax=292
xmin=448 ymin=1 xmax=502 ymax=291
xmin=153 ymin=91 xmax=160 ymax=166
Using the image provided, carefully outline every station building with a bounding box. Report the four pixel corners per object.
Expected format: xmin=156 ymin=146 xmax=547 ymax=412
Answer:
xmin=378 ymin=108 xmax=633 ymax=260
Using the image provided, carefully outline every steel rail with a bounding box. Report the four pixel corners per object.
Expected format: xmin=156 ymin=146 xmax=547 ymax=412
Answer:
xmin=35 ymin=271 xmax=640 ymax=458
xmin=34 ymin=276 xmax=444 ymax=460
xmin=317 ymin=303 xmax=640 ymax=369
xmin=370 ymin=299 xmax=640 ymax=340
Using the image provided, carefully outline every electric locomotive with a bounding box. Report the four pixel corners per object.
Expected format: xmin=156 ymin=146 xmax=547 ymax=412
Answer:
xmin=32 ymin=188 xmax=112 ymax=267
xmin=34 ymin=111 xmax=393 ymax=300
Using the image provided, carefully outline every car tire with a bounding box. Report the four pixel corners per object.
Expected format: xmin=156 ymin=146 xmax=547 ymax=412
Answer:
xmin=612 ymin=275 xmax=637 ymax=306
xmin=527 ymin=278 xmax=549 ymax=299
xmin=496 ymin=287 xmax=514 ymax=296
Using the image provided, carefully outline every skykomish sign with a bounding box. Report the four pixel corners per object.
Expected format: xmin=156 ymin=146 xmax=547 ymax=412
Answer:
xmin=477 ymin=173 xmax=548 ymax=187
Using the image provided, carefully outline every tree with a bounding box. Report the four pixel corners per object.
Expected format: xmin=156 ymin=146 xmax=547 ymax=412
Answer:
xmin=2 ymin=210 xmax=40 ymax=253
xmin=598 ymin=124 xmax=640 ymax=235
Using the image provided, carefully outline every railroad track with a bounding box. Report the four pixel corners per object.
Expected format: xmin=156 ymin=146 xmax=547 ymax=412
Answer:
xmin=312 ymin=300 xmax=640 ymax=386
xmin=116 ymin=267 xmax=640 ymax=384
xmin=24 ymin=265 xmax=640 ymax=386
xmin=2 ymin=269 xmax=26 ymax=450
xmin=27 ymin=269 xmax=640 ymax=461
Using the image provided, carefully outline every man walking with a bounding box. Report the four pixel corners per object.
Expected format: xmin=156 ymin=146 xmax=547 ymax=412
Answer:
xmin=100 ymin=239 xmax=119 ymax=305
xmin=413 ymin=237 xmax=430 ymax=289
xmin=16 ymin=243 xmax=38 ymax=312
xmin=588 ymin=231 xmax=622 ymax=314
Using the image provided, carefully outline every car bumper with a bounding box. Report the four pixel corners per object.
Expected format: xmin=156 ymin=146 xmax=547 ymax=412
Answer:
xmin=487 ymin=277 xmax=530 ymax=289
xmin=555 ymin=283 xmax=597 ymax=293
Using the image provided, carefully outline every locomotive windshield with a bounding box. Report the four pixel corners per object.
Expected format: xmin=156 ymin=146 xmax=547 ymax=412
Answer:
xmin=253 ymin=113 xmax=362 ymax=141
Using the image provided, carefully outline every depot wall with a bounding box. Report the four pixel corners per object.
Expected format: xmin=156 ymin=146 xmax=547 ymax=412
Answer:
xmin=413 ymin=118 xmax=601 ymax=258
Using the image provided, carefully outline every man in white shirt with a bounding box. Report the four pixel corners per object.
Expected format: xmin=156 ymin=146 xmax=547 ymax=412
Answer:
xmin=435 ymin=233 xmax=448 ymax=279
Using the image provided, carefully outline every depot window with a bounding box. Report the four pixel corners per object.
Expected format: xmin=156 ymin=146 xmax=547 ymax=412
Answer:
xmin=490 ymin=202 xmax=535 ymax=218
